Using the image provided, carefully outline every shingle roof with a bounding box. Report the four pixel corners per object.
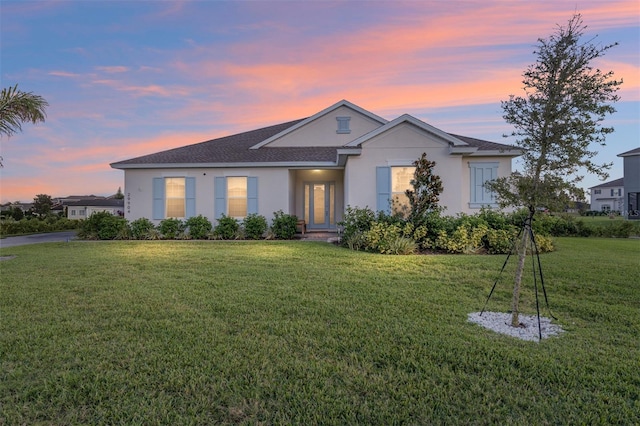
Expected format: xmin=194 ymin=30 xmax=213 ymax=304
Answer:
xmin=590 ymin=178 xmax=624 ymax=189
xmin=111 ymin=117 xmax=519 ymax=168
xmin=618 ymin=147 xmax=640 ymax=157
xmin=66 ymin=199 xmax=124 ymax=207
xmin=448 ymin=134 xmax=519 ymax=152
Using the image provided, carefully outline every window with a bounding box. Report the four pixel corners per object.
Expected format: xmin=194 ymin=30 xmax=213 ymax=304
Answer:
xmin=152 ymin=177 xmax=195 ymax=220
xmin=165 ymin=177 xmax=186 ymax=218
xmin=391 ymin=166 xmax=415 ymax=215
xmin=593 ymin=189 xmax=601 ymax=195
xmin=611 ymin=188 xmax=622 ymax=196
xmin=469 ymin=162 xmax=498 ymax=208
xmin=602 ymin=204 xmax=611 ymax=212
xmin=628 ymin=193 xmax=639 ymax=218
xmin=336 ymin=116 xmax=351 ymax=134
xmin=375 ymin=166 xmax=416 ymax=215
xmin=227 ymin=177 xmax=247 ymax=218
xmin=70 ymin=210 xmax=76 ymax=216
xmin=215 ymin=176 xmax=258 ymax=219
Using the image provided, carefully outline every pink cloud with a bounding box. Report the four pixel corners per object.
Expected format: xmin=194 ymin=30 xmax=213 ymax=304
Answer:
xmin=95 ymin=66 xmax=129 ymax=73
xmin=49 ymin=70 xmax=83 ymax=78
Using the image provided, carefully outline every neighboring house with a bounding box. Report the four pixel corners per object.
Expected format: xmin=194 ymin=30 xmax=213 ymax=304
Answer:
xmin=589 ymin=178 xmax=625 ymax=213
xmin=618 ymin=147 xmax=640 ymax=220
xmin=110 ymin=100 xmax=522 ymax=229
xmin=58 ymin=195 xmax=106 ymax=204
xmin=66 ymin=198 xmax=125 ymax=219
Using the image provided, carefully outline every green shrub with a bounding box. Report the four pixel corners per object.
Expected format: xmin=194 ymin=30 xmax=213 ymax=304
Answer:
xmin=0 ymin=216 xmax=78 ymax=237
xmin=185 ymin=215 xmax=212 ymax=239
xmin=606 ymin=220 xmax=638 ymax=238
xmin=213 ymin=214 xmax=239 ymax=240
xmin=532 ymin=234 xmax=554 ymax=253
xmin=364 ymin=222 xmax=403 ymax=254
xmin=243 ymin=214 xmax=268 ymax=239
xmin=343 ymin=232 xmax=367 ymax=251
xmin=485 ymin=228 xmax=517 ymax=254
xmin=158 ymin=218 xmax=185 ymax=239
xmin=78 ymin=212 xmax=128 ymax=240
xmin=434 ymin=224 xmax=487 ymax=254
xmin=271 ymin=210 xmax=298 ymax=240
xmin=130 ymin=218 xmax=156 ymax=240
xmin=387 ymin=236 xmax=417 ymax=255
xmin=338 ymin=206 xmax=376 ymax=246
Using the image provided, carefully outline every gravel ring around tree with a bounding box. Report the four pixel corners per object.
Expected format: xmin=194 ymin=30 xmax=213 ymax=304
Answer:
xmin=468 ymin=311 xmax=564 ymax=342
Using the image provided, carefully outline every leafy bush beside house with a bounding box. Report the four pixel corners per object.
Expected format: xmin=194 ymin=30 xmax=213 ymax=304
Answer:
xmin=0 ymin=216 xmax=78 ymax=237
xmin=270 ymin=210 xmax=298 ymax=240
xmin=41 ymin=205 xmax=638 ymax=245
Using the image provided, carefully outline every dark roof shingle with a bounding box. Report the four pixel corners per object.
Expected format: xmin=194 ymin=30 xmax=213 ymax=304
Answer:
xmin=111 ymin=118 xmax=518 ymax=168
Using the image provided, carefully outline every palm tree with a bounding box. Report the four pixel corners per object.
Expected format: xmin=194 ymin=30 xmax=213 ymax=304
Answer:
xmin=0 ymin=84 xmax=49 ymax=166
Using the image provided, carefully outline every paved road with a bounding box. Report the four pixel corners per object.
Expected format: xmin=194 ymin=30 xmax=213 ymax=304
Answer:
xmin=0 ymin=231 xmax=78 ymax=248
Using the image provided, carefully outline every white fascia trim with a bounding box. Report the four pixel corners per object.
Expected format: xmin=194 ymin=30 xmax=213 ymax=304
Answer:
xmin=111 ymin=161 xmax=339 ymax=170
xmin=336 ymin=148 xmax=362 ymax=166
xmin=336 ymin=148 xmax=362 ymax=156
xmin=344 ymin=114 xmax=468 ymax=147
xmin=249 ymin=99 xmax=388 ymax=149
xmin=465 ymin=149 xmax=524 ymax=157
xmin=449 ymin=146 xmax=478 ymax=155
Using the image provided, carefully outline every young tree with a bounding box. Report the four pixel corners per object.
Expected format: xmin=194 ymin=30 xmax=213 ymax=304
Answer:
xmin=32 ymin=194 xmax=53 ymax=217
xmin=405 ymin=152 xmax=443 ymax=223
xmin=0 ymin=84 xmax=49 ymax=167
xmin=489 ymin=14 xmax=621 ymax=327
xmin=114 ymin=187 xmax=125 ymax=199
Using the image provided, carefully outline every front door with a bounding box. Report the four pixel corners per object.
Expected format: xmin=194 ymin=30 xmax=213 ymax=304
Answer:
xmin=304 ymin=182 xmax=335 ymax=229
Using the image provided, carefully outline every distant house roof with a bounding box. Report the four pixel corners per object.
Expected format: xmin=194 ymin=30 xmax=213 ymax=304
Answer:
xmin=618 ymin=147 xmax=640 ymax=157
xmin=590 ymin=178 xmax=624 ymax=189
xmin=66 ymin=199 xmax=124 ymax=207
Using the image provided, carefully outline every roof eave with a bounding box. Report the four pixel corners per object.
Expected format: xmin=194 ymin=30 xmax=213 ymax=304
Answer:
xmin=336 ymin=147 xmax=362 ymax=166
xmin=111 ymin=161 xmax=339 ymax=170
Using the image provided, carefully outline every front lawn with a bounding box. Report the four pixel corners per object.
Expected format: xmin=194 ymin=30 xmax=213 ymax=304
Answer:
xmin=1 ymin=239 xmax=638 ymax=424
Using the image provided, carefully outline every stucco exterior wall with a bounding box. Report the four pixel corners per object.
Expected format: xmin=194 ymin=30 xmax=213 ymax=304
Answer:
xmin=124 ymin=168 xmax=292 ymax=224
xmin=264 ymin=106 xmax=383 ymax=147
xmin=343 ymin=123 xmax=513 ymax=215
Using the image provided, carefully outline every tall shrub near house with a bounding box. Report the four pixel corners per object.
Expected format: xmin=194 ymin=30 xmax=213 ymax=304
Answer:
xmin=406 ymin=153 xmax=443 ymax=225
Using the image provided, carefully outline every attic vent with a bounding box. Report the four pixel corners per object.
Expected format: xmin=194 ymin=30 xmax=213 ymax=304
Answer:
xmin=336 ymin=116 xmax=351 ymax=134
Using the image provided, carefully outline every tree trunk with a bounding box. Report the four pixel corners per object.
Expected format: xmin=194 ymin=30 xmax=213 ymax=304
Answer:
xmin=511 ymin=226 xmax=529 ymax=327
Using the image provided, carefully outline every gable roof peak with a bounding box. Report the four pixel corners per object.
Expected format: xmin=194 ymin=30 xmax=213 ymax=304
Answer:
xmin=249 ymin=99 xmax=388 ymax=149
xmin=344 ymin=113 xmax=467 ymax=148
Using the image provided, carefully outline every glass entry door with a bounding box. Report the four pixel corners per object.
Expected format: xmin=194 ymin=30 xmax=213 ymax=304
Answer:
xmin=304 ymin=182 xmax=335 ymax=229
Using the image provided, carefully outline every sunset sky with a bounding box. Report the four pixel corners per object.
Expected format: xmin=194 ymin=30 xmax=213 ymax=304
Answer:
xmin=1 ymin=0 xmax=638 ymax=204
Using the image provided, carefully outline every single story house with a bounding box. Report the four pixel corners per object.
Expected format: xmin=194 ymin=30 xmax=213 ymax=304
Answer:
xmin=110 ymin=100 xmax=522 ymax=230
xmin=66 ymin=198 xmax=124 ymax=219
xmin=589 ymin=178 xmax=625 ymax=213
xmin=618 ymin=147 xmax=640 ymax=220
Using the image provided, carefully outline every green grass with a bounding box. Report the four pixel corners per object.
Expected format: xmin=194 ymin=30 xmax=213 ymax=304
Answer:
xmin=1 ymin=239 xmax=639 ymax=424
